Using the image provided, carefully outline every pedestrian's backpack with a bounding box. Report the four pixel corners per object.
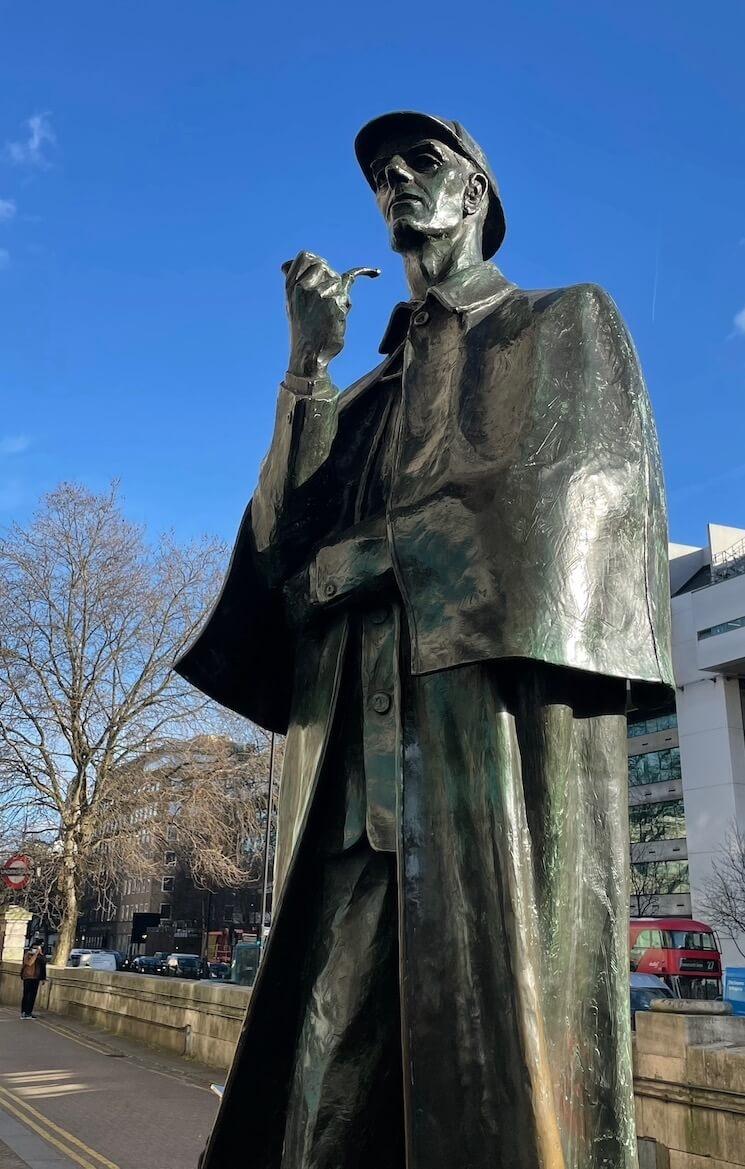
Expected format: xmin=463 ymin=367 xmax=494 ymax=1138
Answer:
xmin=21 ymin=947 xmax=39 ymax=978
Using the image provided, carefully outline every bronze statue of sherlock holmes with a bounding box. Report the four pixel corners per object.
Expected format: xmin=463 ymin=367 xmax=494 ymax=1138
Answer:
xmin=176 ymin=111 xmax=673 ymax=1169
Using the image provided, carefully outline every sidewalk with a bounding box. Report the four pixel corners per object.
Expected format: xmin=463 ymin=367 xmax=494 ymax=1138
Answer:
xmin=0 ymin=1137 xmax=37 ymax=1169
xmin=0 ymin=1116 xmax=79 ymax=1169
xmin=0 ymin=1005 xmax=219 ymax=1169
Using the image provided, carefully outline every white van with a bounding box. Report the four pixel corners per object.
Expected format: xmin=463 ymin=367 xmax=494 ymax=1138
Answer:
xmin=68 ymin=949 xmax=118 ymax=972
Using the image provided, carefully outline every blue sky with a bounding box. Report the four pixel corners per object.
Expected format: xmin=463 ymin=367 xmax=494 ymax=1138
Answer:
xmin=1 ymin=1 xmax=743 ymax=550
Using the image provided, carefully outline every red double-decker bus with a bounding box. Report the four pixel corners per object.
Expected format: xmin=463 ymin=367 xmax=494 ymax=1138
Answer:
xmin=630 ymin=917 xmax=722 ymax=999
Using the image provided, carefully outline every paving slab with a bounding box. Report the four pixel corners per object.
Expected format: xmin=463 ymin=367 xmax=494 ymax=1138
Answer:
xmin=0 ymin=1110 xmax=77 ymax=1168
xmin=0 ymin=1137 xmax=31 ymax=1169
xmin=0 ymin=1006 xmax=219 ymax=1169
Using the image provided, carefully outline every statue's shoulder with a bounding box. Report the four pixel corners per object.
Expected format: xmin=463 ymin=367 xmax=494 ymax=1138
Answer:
xmin=499 ymin=282 xmax=631 ymax=356
xmin=509 ymin=280 xmax=619 ymax=322
xmin=503 ymin=282 xmax=641 ymax=391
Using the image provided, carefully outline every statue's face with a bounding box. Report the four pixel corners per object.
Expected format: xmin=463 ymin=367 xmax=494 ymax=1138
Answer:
xmin=371 ymin=132 xmax=481 ymax=252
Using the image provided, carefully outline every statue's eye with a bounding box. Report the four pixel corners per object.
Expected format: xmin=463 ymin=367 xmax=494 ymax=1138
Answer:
xmin=412 ymin=150 xmax=439 ymax=172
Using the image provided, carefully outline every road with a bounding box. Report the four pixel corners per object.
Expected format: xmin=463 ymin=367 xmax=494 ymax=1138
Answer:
xmin=0 ymin=1003 xmax=220 ymax=1169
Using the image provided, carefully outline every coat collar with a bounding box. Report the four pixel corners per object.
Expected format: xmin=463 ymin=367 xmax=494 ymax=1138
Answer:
xmin=379 ymin=262 xmax=515 ymax=354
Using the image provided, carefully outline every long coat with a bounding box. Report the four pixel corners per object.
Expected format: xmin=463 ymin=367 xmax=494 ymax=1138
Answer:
xmin=176 ymin=263 xmax=673 ymax=1168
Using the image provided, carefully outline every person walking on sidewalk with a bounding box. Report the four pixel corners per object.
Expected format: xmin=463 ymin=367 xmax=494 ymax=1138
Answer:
xmin=20 ymin=938 xmax=46 ymax=1018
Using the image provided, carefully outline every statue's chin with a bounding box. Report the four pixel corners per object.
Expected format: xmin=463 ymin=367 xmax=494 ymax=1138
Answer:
xmin=390 ymin=218 xmax=430 ymax=254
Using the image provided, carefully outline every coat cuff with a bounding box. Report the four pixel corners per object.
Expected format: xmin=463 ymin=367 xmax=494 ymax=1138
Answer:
xmin=282 ymin=370 xmax=336 ymax=399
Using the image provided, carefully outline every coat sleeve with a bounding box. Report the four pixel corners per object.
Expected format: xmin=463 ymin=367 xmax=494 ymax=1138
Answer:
xmin=174 ymin=501 xmax=295 ymax=733
xmin=252 ymin=383 xmax=339 ymax=583
xmin=174 ymin=349 xmax=400 ymax=728
xmin=175 ymin=377 xmax=345 ymax=730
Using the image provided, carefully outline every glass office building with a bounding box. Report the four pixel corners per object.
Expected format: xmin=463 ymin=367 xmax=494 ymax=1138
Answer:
xmin=627 ymin=704 xmax=691 ymax=917
xmin=626 ymin=524 xmax=745 ymax=966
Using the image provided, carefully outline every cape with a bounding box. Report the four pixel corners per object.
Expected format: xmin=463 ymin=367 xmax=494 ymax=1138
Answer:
xmin=176 ymin=268 xmax=673 ymax=726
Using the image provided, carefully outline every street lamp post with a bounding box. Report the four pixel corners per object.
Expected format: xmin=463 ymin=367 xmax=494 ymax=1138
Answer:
xmin=201 ymin=888 xmax=213 ymax=968
xmin=258 ymin=733 xmax=276 ymax=964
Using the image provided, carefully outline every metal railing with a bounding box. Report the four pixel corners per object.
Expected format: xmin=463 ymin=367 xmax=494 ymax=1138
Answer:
xmin=711 ymin=535 xmax=745 ymax=583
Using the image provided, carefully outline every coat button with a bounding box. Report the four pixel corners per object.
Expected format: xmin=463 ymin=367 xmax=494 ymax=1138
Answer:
xmin=369 ymin=606 xmax=389 ymax=625
xmin=412 ymin=309 xmax=429 ymax=326
xmin=371 ymin=691 xmax=391 ymax=715
xmin=323 ymin=580 xmax=337 ymax=598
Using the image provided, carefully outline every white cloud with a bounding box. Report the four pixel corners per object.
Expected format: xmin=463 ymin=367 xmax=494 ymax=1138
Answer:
xmin=0 ymin=198 xmax=15 ymax=222
xmin=0 ymin=248 xmax=9 ymax=269
xmin=0 ymin=435 xmax=30 ymax=455
xmin=734 ymin=306 xmax=745 ymax=336
xmin=6 ymin=112 xmax=56 ymax=168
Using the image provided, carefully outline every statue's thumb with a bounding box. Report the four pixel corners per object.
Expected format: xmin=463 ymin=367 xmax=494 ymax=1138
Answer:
xmin=340 ymin=267 xmax=381 ymax=295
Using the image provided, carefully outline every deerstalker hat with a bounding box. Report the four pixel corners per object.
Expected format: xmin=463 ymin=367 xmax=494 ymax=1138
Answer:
xmin=354 ymin=110 xmax=506 ymax=259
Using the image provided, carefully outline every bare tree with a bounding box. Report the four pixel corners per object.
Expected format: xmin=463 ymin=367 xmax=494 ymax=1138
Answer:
xmin=702 ymin=828 xmax=745 ymax=959
xmin=0 ymin=839 xmax=65 ymax=939
xmin=0 ymin=482 xmax=226 ymax=964
xmin=160 ymin=730 xmax=283 ymax=892
xmin=98 ymin=729 xmax=281 ymax=899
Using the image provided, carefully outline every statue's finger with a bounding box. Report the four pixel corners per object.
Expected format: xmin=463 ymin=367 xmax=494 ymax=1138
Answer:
xmin=297 ymin=261 xmax=330 ymax=290
xmin=283 ymin=251 xmax=324 ymax=286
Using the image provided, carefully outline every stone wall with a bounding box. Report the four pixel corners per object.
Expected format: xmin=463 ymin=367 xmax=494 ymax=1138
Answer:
xmin=635 ymin=1005 xmax=745 ymax=1168
xmin=4 ymin=958 xmax=745 ymax=1164
xmin=0 ymin=960 xmax=249 ymax=1069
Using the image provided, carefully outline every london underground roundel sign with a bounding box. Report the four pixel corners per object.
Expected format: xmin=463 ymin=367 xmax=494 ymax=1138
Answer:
xmin=1 ymin=854 xmax=31 ymax=891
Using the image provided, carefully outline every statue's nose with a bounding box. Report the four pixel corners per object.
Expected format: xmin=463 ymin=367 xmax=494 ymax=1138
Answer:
xmin=385 ymin=155 xmax=413 ymax=185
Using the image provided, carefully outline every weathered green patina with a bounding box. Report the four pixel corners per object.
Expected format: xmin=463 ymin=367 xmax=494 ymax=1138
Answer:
xmin=177 ymin=111 xmax=673 ymax=1169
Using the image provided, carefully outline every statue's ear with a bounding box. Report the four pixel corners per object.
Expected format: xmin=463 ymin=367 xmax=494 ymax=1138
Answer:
xmin=464 ymin=172 xmax=488 ymax=216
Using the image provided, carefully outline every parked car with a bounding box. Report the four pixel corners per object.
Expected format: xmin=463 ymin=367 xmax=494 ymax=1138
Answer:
xmin=67 ymin=949 xmax=118 ymax=972
xmin=165 ymin=953 xmax=204 ymax=979
xmin=130 ymin=955 xmax=161 ymax=976
xmin=152 ymin=951 xmax=169 ymax=975
xmin=208 ymin=962 xmax=230 ymax=981
xmin=630 ymin=972 xmax=674 ymax=1029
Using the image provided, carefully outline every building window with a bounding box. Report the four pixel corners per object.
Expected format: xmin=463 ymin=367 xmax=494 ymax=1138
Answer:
xmin=160 ymin=903 xmax=172 ymax=919
xmin=628 ymin=747 xmax=681 ymax=787
xmin=627 ymin=711 xmax=678 ymax=737
xmin=631 ymin=859 xmax=690 ymax=894
xmin=697 ymin=616 xmax=745 ymax=640
xmin=161 ymin=876 xmax=174 ymax=893
xmin=165 ymin=851 xmax=176 ymax=865
xmin=629 ymin=798 xmax=686 ymax=843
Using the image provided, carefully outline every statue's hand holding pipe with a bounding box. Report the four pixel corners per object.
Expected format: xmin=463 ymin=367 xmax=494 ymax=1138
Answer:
xmin=282 ymin=251 xmax=379 ymax=382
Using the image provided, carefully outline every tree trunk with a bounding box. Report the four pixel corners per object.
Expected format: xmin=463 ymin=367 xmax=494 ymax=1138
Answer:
xmin=53 ymin=865 xmax=79 ymax=967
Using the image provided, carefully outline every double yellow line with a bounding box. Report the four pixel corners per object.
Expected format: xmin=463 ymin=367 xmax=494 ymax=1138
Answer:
xmin=0 ymin=1084 xmax=120 ymax=1169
